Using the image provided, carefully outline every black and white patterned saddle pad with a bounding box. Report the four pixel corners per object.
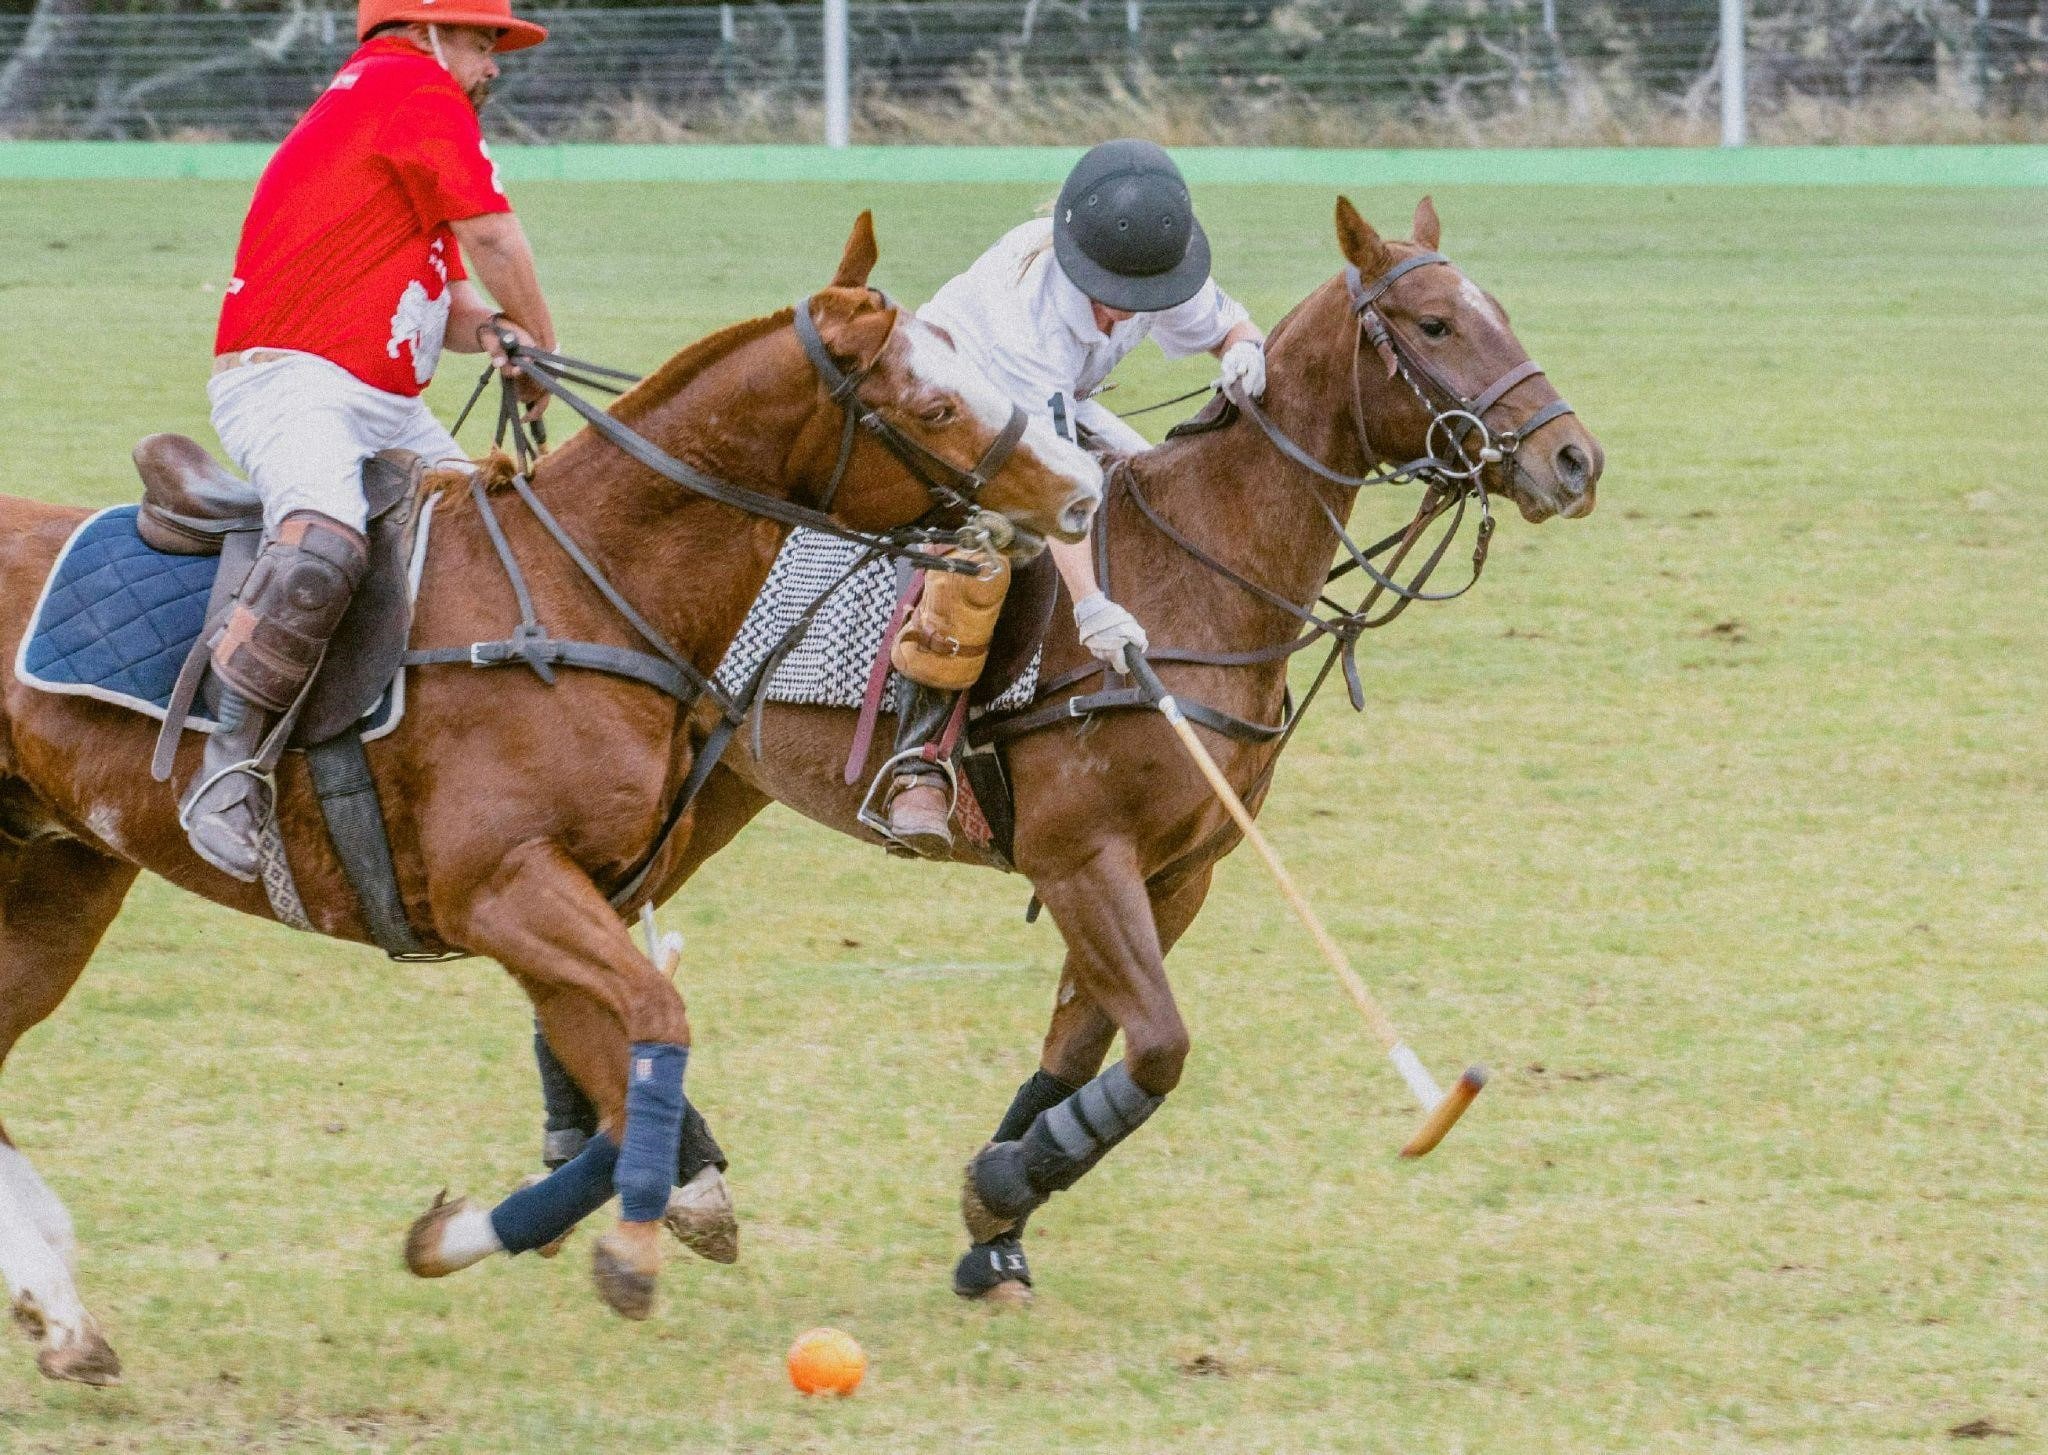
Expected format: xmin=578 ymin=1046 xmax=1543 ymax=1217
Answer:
xmin=713 ymin=530 xmax=1039 ymax=712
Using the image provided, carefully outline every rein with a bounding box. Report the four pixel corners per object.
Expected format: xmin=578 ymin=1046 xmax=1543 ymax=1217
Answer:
xmin=982 ymin=246 xmax=1571 ymax=753
xmin=457 ymin=293 xmax=1028 ymax=570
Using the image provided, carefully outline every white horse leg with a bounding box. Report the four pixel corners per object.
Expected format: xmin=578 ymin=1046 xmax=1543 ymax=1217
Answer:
xmin=0 ymin=1141 xmax=118 ymax=1385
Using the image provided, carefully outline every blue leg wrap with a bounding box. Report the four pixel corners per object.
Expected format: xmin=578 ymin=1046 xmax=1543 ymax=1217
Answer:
xmin=489 ymin=1131 xmax=619 ymax=1254
xmin=617 ymin=1042 xmax=688 ymax=1224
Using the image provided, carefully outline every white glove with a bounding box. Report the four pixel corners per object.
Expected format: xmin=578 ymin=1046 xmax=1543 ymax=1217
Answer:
xmin=1072 ymin=591 xmax=1149 ymax=674
xmin=1219 ymin=338 xmax=1267 ymax=401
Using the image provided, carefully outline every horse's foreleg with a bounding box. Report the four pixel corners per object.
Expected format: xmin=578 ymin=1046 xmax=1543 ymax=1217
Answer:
xmin=406 ymin=840 xmax=693 ymax=1320
xmin=0 ymin=834 xmax=138 ymax=1385
xmin=521 ymin=767 xmax=765 ymax=1265
xmin=955 ymin=860 xmax=1214 ymax=1300
xmin=960 ymin=839 xmax=1187 ymax=1248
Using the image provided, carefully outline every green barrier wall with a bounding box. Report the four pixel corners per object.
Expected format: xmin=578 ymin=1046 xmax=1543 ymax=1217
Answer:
xmin=1 ymin=141 xmax=2042 ymax=186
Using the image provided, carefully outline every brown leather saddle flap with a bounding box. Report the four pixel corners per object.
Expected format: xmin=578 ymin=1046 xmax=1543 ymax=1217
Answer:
xmin=1164 ymin=391 xmax=1236 ymax=441
xmin=193 ymin=450 xmax=430 ymax=746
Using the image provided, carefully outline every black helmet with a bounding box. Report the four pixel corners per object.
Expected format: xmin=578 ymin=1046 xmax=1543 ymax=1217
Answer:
xmin=1052 ymin=139 xmax=1211 ymax=314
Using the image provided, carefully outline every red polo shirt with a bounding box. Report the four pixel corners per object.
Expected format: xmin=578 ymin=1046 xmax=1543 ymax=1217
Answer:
xmin=215 ymin=37 xmax=511 ymax=396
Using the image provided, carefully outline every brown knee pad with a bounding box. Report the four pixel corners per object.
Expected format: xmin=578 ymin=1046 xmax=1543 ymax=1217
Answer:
xmin=209 ymin=510 xmax=369 ymax=711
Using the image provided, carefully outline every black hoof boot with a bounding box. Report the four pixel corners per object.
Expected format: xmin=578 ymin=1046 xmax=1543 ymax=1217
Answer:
xmin=953 ymin=1238 xmax=1032 ymax=1303
xmin=961 ymin=1141 xmax=1040 ymax=1245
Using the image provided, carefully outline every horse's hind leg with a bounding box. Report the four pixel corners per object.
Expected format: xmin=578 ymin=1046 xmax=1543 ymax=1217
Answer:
xmin=0 ymin=833 xmax=139 ymax=1385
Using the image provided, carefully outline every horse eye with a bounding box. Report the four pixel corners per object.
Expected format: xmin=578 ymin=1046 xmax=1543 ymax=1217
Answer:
xmin=921 ymin=402 xmax=955 ymax=426
xmin=1419 ymin=317 xmax=1450 ymax=339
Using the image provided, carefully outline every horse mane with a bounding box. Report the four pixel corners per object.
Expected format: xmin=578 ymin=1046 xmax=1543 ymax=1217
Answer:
xmin=606 ymin=306 xmax=798 ymax=429
xmin=464 ymin=305 xmax=802 ymax=495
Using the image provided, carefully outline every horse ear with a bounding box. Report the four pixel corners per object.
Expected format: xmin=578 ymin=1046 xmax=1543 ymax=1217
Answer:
xmin=1413 ymin=195 xmax=1441 ymax=251
xmin=832 ymin=210 xmax=879 ymax=289
xmin=1335 ymin=196 xmax=1388 ymax=274
xmin=809 ymin=287 xmax=893 ymax=365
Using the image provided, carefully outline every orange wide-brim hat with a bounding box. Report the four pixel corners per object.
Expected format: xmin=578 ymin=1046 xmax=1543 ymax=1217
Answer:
xmin=358 ymin=0 xmax=548 ymax=52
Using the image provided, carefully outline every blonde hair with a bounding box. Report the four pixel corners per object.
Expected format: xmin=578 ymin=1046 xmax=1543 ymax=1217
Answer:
xmin=1014 ymin=194 xmax=1060 ymax=285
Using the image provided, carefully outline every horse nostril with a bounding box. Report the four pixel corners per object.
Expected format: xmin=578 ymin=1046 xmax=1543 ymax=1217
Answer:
xmin=1059 ymin=497 xmax=1096 ymax=537
xmin=1555 ymin=443 xmax=1590 ymax=493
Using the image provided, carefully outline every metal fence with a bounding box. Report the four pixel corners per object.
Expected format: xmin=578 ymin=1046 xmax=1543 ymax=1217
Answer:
xmin=0 ymin=1 xmax=2042 ymax=144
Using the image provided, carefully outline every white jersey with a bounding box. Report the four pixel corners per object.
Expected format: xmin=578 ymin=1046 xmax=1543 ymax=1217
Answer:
xmin=918 ymin=218 xmax=1250 ymax=454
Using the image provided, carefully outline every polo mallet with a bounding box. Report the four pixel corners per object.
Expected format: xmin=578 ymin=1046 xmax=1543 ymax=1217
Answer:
xmin=1125 ymin=655 xmax=1486 ymax=1157
xmin=639 ymin=903 xmax=684 ymax=982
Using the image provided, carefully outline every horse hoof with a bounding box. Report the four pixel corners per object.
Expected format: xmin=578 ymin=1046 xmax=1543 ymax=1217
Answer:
xmin=592 ymin=1222 xmax=662 ymax=1321
xmin=959 ymin=1143 xmax=1034 ymax=1245
xmin=959 ymin=1167 xmax=1015 ymax=1245
xmin=977 ymin=1280 xmax=1034 ymax=1307
xmin=405 ymin=1190 xmax=490 ymax=1278
xmin=664 ymin=1167 xmax=739 ymax=1266
xmin=36 ymin=1326 xmax=121 ymax=1387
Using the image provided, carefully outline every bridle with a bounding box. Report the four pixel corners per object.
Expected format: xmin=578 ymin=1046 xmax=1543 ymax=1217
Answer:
xmin=1342 ymin=250 xmax=1576 ymax=487
xmin=1221 ymin=248 xmax=1580 ymax=613
xmin=459 ymin=289 xmax=1031 ymax=566
xmin=788 ymin=295 xmax=1029 ymax=521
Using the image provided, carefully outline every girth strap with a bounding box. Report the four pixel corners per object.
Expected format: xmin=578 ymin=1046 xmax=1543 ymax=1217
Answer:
xmin=305 ymin=732 xmax=439 ymax=959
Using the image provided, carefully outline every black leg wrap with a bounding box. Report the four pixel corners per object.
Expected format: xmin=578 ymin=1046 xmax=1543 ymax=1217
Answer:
xmin=993 ymin=1069 xmax=1080 ymax=1143
xmin=967 ymin=1062 xmax=1164 ymax=1229
xmin=534 ymin=1020 xmax=729 ymax=1177
xmin=534 ymin=1023 xmax=597 ymax=1168
xmin=678 ymin=1099 xmax=728 ymax=1180
xmin=983 ymin=1068 xmax=1080 ymax=1240
xmin=952 ymin=1238 xmax=1032 ymax=1298
xmin=1020 ymin=1060 xmax=1163 ymax=1195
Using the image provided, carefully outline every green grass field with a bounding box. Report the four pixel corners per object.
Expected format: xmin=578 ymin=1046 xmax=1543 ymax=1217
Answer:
xmin=0 ymin=175 xmax=2042 ymax=1453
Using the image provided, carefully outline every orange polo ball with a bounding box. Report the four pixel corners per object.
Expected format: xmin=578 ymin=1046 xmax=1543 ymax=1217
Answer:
xmin=787 ymin=1327 xmax=866 ymax=1396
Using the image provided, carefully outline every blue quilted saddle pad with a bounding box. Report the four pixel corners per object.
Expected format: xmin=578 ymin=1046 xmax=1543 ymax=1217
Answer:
xmin=17 ymin=507 xmax=224 ymax=724
xmin=15 ymin=505 xmax=399 ymax=735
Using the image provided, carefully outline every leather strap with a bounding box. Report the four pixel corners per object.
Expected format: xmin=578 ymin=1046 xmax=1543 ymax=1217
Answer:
xmin=604 ymin=709 xmax=743 ymax=912
xmin=306 ymin=732 xmax=440 ymax=959
xmin=846 ymin=568 xmax=924 ymax=785
xmin=405 ymin=638 xmax=694 ymax=702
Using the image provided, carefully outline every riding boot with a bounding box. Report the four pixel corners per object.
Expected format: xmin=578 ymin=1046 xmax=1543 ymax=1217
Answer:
xmin=882 ymin=682 xmax=958 ymax=859
xmin=180 ymin=509 xmax=368 ymax=880
xmin=182 ymin=691 xmax=274 ymax=881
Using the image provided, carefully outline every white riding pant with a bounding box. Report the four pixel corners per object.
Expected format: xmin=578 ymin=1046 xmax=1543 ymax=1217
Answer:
xmin=207 ymin=349 xmax=465 ymax=535
xmin=1073 ymin=396 xmax=1152 ymax=459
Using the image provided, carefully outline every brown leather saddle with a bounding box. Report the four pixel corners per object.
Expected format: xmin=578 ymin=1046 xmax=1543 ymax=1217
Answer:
xmin=134 ymin=433 xmax=431 ymax=748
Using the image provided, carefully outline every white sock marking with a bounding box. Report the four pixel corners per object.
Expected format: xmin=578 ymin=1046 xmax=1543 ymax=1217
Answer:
xmin=0 ymin=1144 xmax=92 ymax=1347
xmin=438 ymin=1203 xmax=504 ymax=1268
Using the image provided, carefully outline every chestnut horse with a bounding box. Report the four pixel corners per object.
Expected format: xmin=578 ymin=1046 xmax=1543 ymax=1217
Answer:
xmin=0 ymin=216 xmax=1100 ymax=1384
xmin=635 ymin=197 xmax=1607 ymax=1301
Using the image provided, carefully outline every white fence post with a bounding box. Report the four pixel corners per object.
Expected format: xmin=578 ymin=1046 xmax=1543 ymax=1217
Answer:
xmin=824 ymin=0 xmax=850 ymax=149
xmin=1719 ymin=0 xmax=1747 ymax=146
